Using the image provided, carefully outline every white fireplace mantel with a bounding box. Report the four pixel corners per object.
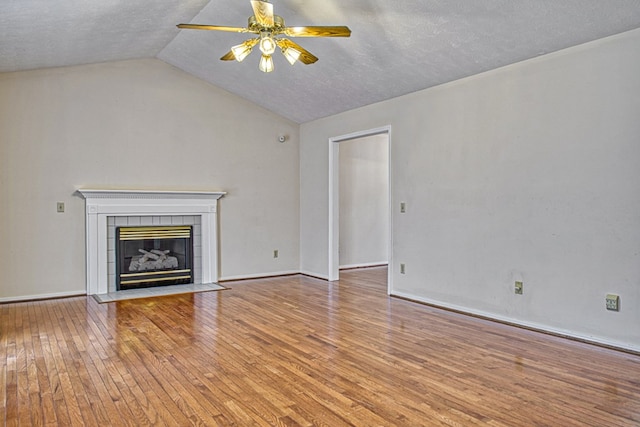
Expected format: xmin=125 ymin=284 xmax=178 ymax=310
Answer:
xmin=77 ymin=189 xmax=226 ymax=295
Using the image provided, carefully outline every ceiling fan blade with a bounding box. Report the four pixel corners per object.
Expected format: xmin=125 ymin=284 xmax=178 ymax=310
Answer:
xmin=250 ymin=0 xmax=274 ymax=27
xmin=283 ymin=26 xmax=351 ymax=38
xmin=177 ymin=24 xmax=250 ymax=33
xmin=277 ymin=39 xmax=318 ymax=64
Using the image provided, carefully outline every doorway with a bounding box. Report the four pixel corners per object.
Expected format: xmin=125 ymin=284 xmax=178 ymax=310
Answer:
xmin=328 ymin=126 xmax=391 ymax=290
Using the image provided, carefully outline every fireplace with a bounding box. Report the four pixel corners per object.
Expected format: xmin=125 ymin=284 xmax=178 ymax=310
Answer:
xmin=78 ymin=189 xmax=225 ymax=295
xmin=116 ymin=225 xmax=194 ymax=290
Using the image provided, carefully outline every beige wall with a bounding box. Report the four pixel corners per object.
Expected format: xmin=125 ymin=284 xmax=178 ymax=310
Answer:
xmin=301 ymin=29 xmax=640 ymax=351
xmin=0 ymin=58 xmax=300 ymax=300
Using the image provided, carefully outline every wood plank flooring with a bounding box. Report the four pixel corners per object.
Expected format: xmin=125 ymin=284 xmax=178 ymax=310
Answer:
xmin=2 ymin=267 xmax=639 ymax=426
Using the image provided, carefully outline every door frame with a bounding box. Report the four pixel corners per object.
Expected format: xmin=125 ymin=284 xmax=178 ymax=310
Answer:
xmin=328 ymin=125 xmax=392 ymax=291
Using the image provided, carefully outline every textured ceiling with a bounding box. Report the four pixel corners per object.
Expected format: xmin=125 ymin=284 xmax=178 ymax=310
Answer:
xmin=3 ymin=1 xmax=640 ymax=123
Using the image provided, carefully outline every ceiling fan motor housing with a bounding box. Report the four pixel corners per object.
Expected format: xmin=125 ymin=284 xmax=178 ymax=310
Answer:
xmin=248 ymin=15 xmax=285 ymax=33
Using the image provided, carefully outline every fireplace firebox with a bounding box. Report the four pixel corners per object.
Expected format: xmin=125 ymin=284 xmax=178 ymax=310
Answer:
xmin=116 ymin=225 xmax=193 ymax=290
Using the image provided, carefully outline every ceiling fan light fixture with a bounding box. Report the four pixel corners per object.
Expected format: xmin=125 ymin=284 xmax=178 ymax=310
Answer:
xmin=259 ymin=54 xmax=274 ymax=73
xmin=177 ymin=0 xmax=351 ymax=73
xmin=259 ymin=33 xmax=276 ymax=55
xmin=282 ymin=47 xmax=301 ymax=65
xmin=231 ymin=42 xmax=253 ymax=62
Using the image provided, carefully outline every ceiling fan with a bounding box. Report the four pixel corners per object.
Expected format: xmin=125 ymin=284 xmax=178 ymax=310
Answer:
xmin=177 ymin=0 xmax=351 ymax=73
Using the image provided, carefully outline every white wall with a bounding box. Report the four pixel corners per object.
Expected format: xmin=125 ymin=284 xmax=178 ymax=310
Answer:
xmin=339 ymin=134 xmax=389 ymax=268
xmin=300 ymin=29 xmax=640 ymax=351
xmin=0 ymin=58 xmax=300 ymax=300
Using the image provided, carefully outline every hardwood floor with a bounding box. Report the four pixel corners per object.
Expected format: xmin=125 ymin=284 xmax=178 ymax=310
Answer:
xmin=2 ymin=267 xmax=639 ymax=426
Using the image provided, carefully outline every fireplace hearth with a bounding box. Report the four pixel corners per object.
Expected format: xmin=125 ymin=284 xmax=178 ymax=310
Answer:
xmin=116 ymin=225 xmax=193 ymax=290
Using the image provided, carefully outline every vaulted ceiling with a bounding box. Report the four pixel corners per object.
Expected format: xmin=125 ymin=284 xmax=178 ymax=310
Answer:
xmin=3 ymin=0 xmax=640 ymax=123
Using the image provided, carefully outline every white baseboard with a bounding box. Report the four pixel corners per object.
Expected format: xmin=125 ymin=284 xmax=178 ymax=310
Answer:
xmin=340 ymin=262 xmax=388 ymax=270
xmin=298 ymin=270 xmax=330 ymax=281
xmin=0 ymin=290 xmax=86 ymax=303
xmin=218 ymin=270 xmax=300 ymax=282
xmin=391 ymin=290 xmax=640 ymax=354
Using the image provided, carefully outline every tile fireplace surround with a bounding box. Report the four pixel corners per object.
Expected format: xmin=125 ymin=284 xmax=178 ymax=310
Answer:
xmin=77 ymin=189 xmax=225 ymax=295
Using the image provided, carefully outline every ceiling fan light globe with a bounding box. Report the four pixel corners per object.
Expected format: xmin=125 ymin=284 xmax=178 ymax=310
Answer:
xmin=282 ymin=47 xmax=301 ymax=65
xmin=259 ymin=34 xmax=277 ymax=55
xmin=231 ymin=43 xmax=252 ymax=62
xmin=259 ymin=54 xmax=275 ymax=73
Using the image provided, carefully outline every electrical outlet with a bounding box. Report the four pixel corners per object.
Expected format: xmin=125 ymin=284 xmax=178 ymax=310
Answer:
xmin=56 ymin=202 xmax=65 ymax=213
xmin=400 ymin=202 xmax=406 ymax=213
xmin=273 ymin=249 xmax=279 ymax=258
xmin=606 ymin=294 xmax=619 ymax=311
xmin=400 ymin=263 xmax=406 ymax=274
xmin=515 ymin=281 xmax=523 ymax=295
